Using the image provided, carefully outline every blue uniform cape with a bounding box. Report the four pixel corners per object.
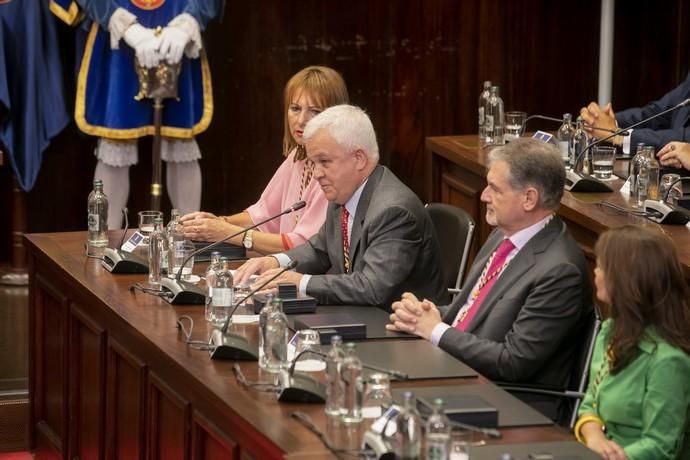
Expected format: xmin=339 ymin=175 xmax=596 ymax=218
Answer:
xmin=51 ymin=0 xmax=222 ymax=140
xmin=0 ymin=0 xmax=69 ymax=192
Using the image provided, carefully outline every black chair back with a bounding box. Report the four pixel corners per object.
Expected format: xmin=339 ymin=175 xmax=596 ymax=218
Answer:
xmin=425 ymin=203 xmax=475 ymax=298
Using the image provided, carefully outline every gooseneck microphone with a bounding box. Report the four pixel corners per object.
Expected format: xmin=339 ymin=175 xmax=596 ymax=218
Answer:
xmin=159 ymin=200 xmax=306 ymax=305
xmin=567 ymin=98 xmax=690 ymax=193
xmin=208 ymin=259 xmax=300 ymax=361
xmin=102 ymin=208 xmax=150 ymax=274
xmin=448 ymin=419 xmax=502 ymax=439
xmin=523 ymin=114 xmax=628 ymax=136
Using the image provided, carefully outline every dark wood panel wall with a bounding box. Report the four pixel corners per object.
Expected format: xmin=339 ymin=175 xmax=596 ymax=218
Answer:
xmin=1 ymin=0 xmax=688 ymax=261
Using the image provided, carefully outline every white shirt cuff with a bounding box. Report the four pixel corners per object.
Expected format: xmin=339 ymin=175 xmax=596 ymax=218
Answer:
xmin=430 ymin=323 xmax=451 ymax=346
xmin=274 ymin=253 xmax=309 ymax=294
xmin=299 ymin=275 xmax=311 ymax=295
xmin=273 ymin=253 xmax=291 ymax=268
xmin=108 ymin=7 xmax=137 ymax=49
xmin=622 ymin=129 xmax=633 ymax=155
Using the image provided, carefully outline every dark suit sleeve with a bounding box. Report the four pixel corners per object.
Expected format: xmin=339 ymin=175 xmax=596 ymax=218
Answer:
xmin=304 ymin=206 xmax=424 ymax=306
xmin=283 ymin=220 xmax=333 ymax=275
xmin=616 ymin=72 xmax=690 ymax=148
xmin=627 ymin=127 xmax=690 ymax=151
xmin=437 ymin=261 xmax=586 ymax=382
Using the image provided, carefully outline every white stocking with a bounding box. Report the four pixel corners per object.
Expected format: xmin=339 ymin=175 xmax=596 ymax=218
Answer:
xmin=94 ymin=160 xmax=130 ymax=229
xmin=166 ymin=160 xmax=202 ymax=215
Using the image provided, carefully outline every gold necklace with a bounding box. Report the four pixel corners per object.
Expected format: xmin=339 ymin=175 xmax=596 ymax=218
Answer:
xmin=457 ymin=252 xmax=510 ymax=323
xmin=295 ymin=160 xmax=314 ymax=223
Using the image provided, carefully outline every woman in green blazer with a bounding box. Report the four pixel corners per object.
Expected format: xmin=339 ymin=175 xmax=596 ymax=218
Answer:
xmin=576 ymin=225 xmax=690 ymax=459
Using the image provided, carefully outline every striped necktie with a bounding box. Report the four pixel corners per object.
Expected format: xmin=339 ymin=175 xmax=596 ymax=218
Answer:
xmin=341 ymin=206 xmax=350 ymax=273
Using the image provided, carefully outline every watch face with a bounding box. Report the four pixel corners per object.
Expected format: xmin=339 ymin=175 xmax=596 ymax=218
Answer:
xmin=243 ymin=239 xmax=251 ymax=249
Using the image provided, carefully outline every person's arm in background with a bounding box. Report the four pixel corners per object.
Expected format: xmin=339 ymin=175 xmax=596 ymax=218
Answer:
xmin=657 ymin=141 xmax=690 ymax=170
xmin=580 ymin=72 xmax=690 ymax=152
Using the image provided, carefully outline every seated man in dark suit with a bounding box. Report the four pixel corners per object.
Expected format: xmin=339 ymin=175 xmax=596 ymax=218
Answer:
xmin=235 ymin=104 xmax=446 ymax=307
xmin=388 ymin=138 xmax=592 ymax=419
xmin=580 ymin=71 xmax=690 ymax=154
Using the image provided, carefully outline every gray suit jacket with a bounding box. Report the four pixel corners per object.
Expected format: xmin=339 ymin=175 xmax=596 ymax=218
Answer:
xmin=437 ymin=216 xmax=592 ymax=391
xmin=285 ymin=165 xmax=446 ymax=307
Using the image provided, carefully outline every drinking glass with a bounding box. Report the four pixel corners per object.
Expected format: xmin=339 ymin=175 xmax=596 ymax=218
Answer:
xmin=504 ymin=111 xmax=526 ymax=141
xmin=138 ymin=210 xmax=163 ymax=243
xmin=170 ymin=241 xmax=195 ymax=280
xmin=362 ymin=373 xmax=392 ymax=420
xmin=291 ymin=329 xmax=324 ymax=372
xmin=592 ymin=145 xmax=616 ymax=180
xmin=449 ymin=428 xmax=472 ymax=460
xmin=660 ymin=173 xmax=683 ymax=204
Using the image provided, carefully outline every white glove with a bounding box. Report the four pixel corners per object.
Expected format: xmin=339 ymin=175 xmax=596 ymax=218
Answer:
xmin=137 ymin=36 xmax=162 ymax=68
xmin=158 ymin=25 xmax=190 ymax=64
xmin=123 ymin=23 xmax=150 ymax=49
xmin=123 ymin=23 xmax=160 ymax=68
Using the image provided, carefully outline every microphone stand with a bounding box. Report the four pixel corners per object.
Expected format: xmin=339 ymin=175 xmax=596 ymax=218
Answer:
xmin=208 ymin=260 xmax=299 ymax=361
xmin=523 ymin=114 xmax=626 ymax=135
xmin=159 ymin=201 xmax=306 ymax=305
xmin=102 ymin=208 xmax=149 ymax=274
xmin=567 ymin=98 xmax=690 ymax=193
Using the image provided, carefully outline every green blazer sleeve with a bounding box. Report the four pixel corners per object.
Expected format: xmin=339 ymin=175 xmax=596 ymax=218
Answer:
xmin=623 ymin=348 xmax=690 ymax=459
xmin=578 ymin=320 xmax=690 ymax=459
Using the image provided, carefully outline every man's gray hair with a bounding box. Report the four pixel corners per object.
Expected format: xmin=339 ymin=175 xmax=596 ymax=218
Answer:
xmin=303 ymin=104 xmax=380 ymax=162
xmin=488 ymin=138 xmax=565 ymax=210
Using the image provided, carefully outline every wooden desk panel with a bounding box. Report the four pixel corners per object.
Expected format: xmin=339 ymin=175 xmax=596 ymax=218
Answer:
xmin=426 ymin=135 xmax=690 ymax=279
xmin=26 ymin=231 xmax=572 ymax=459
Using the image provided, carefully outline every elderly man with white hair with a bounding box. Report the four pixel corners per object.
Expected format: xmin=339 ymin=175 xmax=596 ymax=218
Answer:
xmin=235 ymin=104 xmax=445 ymax=307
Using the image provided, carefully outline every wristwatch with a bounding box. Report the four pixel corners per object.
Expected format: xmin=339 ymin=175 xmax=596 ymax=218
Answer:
xmin=243 ymin=230 xmax=254 ymax=250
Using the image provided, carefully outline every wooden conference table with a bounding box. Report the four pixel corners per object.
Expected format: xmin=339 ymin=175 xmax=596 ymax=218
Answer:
xmin=426 ymin=135 xmax=690 ymax=280
xmin=26 ymin=231 xmax=575 ymax=460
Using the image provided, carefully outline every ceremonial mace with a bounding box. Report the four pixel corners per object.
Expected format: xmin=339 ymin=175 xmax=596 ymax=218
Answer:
xmin=134 ymin=32 xmax=181 ymax=211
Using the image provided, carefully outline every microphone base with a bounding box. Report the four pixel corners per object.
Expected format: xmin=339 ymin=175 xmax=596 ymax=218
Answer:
xmin=208 ymin=329 xmax=258 ymax=361
xmin=565 ymin=170 xmax=613 ymax=193
xmin=644 ymin=200 xmax=690 ymax=225
xmin=363 ymin=431 xmax=396 ymax=460
xmin=102 ymin=248 xmax=149 ymax=274
xmin=160 ymin=277 xmax=206 ymax=305
xmin=277 ymin=371 xmax=326 ymax=403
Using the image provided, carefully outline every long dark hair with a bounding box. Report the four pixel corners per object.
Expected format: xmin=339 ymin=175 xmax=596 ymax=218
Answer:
xmin=595 ymin=225 xmax=690 ymax=373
